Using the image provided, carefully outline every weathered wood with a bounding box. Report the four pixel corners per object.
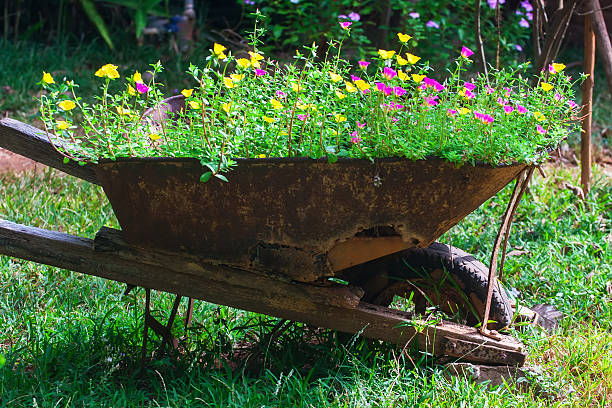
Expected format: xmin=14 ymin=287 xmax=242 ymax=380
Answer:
xmin=582 ymin=14 xmax=596 ymax=195
xmin=0 ymin=220 xmax=526 ymax=366
xmin=589 ymin=0 xmax=612 ymax=98
xmin=327 ymin=236 xmax=412 ymax=271
xmin=0 ymin=118 xmax=99 ymax=184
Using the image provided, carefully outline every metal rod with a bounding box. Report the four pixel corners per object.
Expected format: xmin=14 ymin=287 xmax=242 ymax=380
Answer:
xmin=581 ymin=12 xmax=595 ymax=196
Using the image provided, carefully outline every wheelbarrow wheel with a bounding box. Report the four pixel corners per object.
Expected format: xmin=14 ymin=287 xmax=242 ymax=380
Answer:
xmin=340 ymin=242 xmax=513 ymax=330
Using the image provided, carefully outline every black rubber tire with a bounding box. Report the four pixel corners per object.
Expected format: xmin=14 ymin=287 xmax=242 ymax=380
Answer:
xmin=339 ymin=242 xmax=513 ymax=330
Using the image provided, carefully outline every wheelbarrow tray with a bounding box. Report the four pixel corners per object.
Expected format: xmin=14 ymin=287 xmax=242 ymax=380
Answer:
xmin=94 ymin=156 xmax=526 ymax=279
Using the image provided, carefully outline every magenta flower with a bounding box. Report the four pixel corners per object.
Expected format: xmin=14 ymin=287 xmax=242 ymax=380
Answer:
xmin=521 ymin=0 xmax=533 ymax=11
xmin=423 ymin=95 xmax=439 ymax=106
xmin=376 ymin=82 xmax=393 ymax=96
xmin=254 ymin=69 xmax=267 ymax=77
xmin=487 ymin=0 xmax=505 ymax=8
xmin=515 ymin=44 xmax=523 ymax=52
xmin=517 ymin=104 xmax=527 ymax=114
xmin=568 ymin=100 xmax=578 ymax=110
xmin=464 ymin=82 xmax=476 ymax=91
xmin=474 ymin=111 xmax=494 ymax=124
xmin=350 ymin=131 xmax=362 ymax=144
xmin=447 ymin=108 xmax=458 ymax=117
xmin=536 ymin=124 xmax=547 ymax=134
xmin=276 ymin=90 xmax=287 ymax=98
xmin=485 ymin=85 xmax=495 ymax=94
xmin=519 ymin=18 xmax=529 ymax=28
xmin=297 ymin=113 xmax=308 ymax=121
xmin=526 ymin=12 xmax=533 ymax=21
xmin=426 ymin=20 xmax=440 ymax=29
xmin=461 ymin=46 xmax=474 ymax=59
xmin=464 ymin=89 xmax=475 ymax=99
xmin=358 ymin=61 xmax=370 ymax=69
xmin=548 ymin=64 xmax=557 ymax=74
xmin=382 ymin=102 xmax=404 ymax=110
xmin=423 ymin=77 xmax=444 ymax=91
xmin=503 ymin=105 xmax=514 ymax=114
xmin=136 ymin=82 xmax=150 ymax=94
xmin=383 ymin=67 xmax=397 ymax=81
xmin=409 ymin=12 xmax=420 ymax=19
xmin=554 ymin=93 xmax=563 ymax=102
xmin=497 ymin=97 xmax=508 ymax=106
xmin=391 ymin=117 xmax=399 ymax=124
xmin=393 ymin=86 xmax=407 ymax=97
xmin=348 ymin=12 xmax=360 ymax=21
xmin=350 ymin=74 xmax=362 ymax=82
xmin=357 ymin=121 xmax=366 ymax=128
xmin=339 ymin=21 xmax=352 ymax=29
xmin=503 ymin=87 xmax=512 ymax=97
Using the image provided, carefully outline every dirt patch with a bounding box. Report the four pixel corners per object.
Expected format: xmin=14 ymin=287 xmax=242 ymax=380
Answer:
xmin=0 ymin=148 xmax=47 ymax=174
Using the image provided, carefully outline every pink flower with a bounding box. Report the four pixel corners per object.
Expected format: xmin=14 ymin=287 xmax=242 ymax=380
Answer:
xmin=536 ymin=124 xmax=547 ymax=134
xmin=254 ymin=69 xmax=267 ymax=77
xmin=474 ymin=111 xmax=494 ymax=123
xmin=497 ymin=97 xmax=508 ymax=106
xmin=339 ymin=21 xmax=352 ymax=29
xmin=393 ymin=86 xmax=407 ymax=97
xmin=391 ymin=117 xmax=399 ymax=124
xmin=358 ymin=61 xmax=370 ymax=69
xmin=503 ymin=87 xmax=512 ymax=97
xmin=447 ymin=108 xmax=458 ymax=117
xmin=409 ymin=12 xmax=420 ymax=18
xmin=519 ymin=18 xmax=529 ymax=28
xmin=136 ymin=82 xmax=150 ymax=93
xmin=276 ymin=90 xmax=287 ymax=98
xmin=350 ymin=131 xmax=362 ymax=144
xmin=515 ymin=44 xmax=523 ymax=52
xmin=297 ymin=114 xmax=308 ymax=121
xmin=485 ymin=85 xmax=495 ymax=94
xmin=521 ymin=0 xmax=533 ymax=12
xmin=348 ymin=12 xmax=360 ymax=21
xmin=503 ymin=105 xmax=514 ymax=114
xmin=426 ymin=20 xmax=440 ymax=29
xmin=382 ymin=67 xmax=397 ymax=81
xmin=549 ymin=64 xmax=557 ymax=74
xmin=376 ymin=82 xmax=393 ymax=96
xmin=357 ymin=121 xmax=366 ymax=128
xmin=423 ymin=77 xmax=444 ymax=91
xmin=464 ymin=82 xmax=476 ymax=91
xmin=382 ymin=102 xmax=404 ymax=110
xmin=554 ymin=93 xmax=563 ymax=102
xmin=461 ymin=46 xmax=474 ymax=59
xmin=464 ymin=89 xmax=475 ymax=99
xmin=423 ymin=95 xmax=439 ymax=106
xmin=516 ymin=104 xmax=527 ymax=114
xmin=350 ymin=74 xmax=362 ymax=82
xmin=568 ymin=100 xmax=578 ymax=110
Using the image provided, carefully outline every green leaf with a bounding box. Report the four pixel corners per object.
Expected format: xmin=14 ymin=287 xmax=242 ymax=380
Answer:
xmin=134 ymin=9 xmax=147 ymax=38
xmin=63 ymin=157 xmax=70 ymax=164
xmin=214 ymin=174 xmax=228 ymax=183
xmin=0 ymin=354 xmax=5 ymax=368
xmin=79 ymin=0 xmax=114 ymax=49
xmin=200 ymin=172 xmax=212 ymax=183
xmin=327 ymin=154 xmax=338 ymax=163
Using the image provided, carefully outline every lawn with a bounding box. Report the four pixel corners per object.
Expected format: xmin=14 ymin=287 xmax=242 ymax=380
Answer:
xmin=1 ymin=33 xmax=611 ymax=407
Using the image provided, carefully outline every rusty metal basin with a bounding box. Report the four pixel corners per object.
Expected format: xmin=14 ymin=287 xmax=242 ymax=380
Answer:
xmin=94 ymin=157 xmax=526 ymax=281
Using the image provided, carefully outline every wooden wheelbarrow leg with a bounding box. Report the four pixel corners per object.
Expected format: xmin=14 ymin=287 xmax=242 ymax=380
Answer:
xmin=0 ymin=220 xmax=527 ymax=366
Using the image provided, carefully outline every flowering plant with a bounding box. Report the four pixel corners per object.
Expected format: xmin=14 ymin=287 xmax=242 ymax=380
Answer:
xmin=38 ymin=19 xmax=581 ymax=181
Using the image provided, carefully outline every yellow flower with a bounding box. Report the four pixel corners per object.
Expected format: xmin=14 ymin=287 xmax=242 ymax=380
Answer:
xmin=335 ymin=90 xmax=346 ymax=99
xmin=406 ymin=53 xmax=421 ymax=64
xmin=412 ymin=74 xmax=425 ymax=83
xmin=257 ymin=153 xmax=266 ymax=158
xmin=297 ymin=103 xmax=308 ymax=110
xmin=459 ymin=107 xmax=471 ymax=115
xmin=262 ymin=116 xmax=276 ymax=123
xmin=345 ymin=81 xmax=357 ymax=93
xmin=94 ymin=64 xmax=120 ymax=79
xmin=188 ymin=100 xmax=201 ymax=109
xmin=230 ymin=74 xmax=244 ymax=82
xmin=397 ymin=33 xmax=412 ymax=43
xmin=534 ymin=111 xmax=546 ymax=121
xmin=58 ymin=100 xmax=76 ymax=111
xmin=213 ymin=43 xmax=227 ymax=56
xmin=541 ymin=82 xmax=553 ymax=92
xmin=222 ymin=102 xmax=232 ymax=113
xmin=149 ymin=133 xmax=161 ymax=141
xmin=329 ymin=72 xmax=343 ymax=82
xmin=552 ymin=63 xmax=566 ymax=73
xmin=128 ymin=85 xmax=136 ymax=96
xmin=354 ymin=79 xmax=370 ymax=92
xmin=56 ymin=120 xmax=70 ymax=130
xmin=249 ymin=51 xmax=264 ymax=68
xmin=396 ymin=55 xmax=408 ymax=66
xmin=334 ymin=113 xmax=347 ymax=123
xmin=270 ymin=99 xmax=283 ymax=110
xmin=42 ymin=71 xmax=55 ymax=84
xmin=223 ymin=77 xmax=235 ymax=89
xmin=397 ymin=70 xmax=409 ymax=81
xmin=378 ymin=49 xmax=396 ymax=59
xmin=236 ymin=58 xmax=251 ymax=68
xmin=291 ymin=83 xmax=302 ymax=92
xmin=281 ymin=130 xmax=288 ymax=136
xmin=181 ymin=88 xmax=194 ymax=98
xmin=116 ymin=106 xmax=131 ymax=116
xmin=133 ymin=71 xmax=143 ymax=83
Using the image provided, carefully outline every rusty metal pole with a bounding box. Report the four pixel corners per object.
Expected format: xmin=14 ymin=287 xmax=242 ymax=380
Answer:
xmin=581 ymin=13 xmax=595 ymax=196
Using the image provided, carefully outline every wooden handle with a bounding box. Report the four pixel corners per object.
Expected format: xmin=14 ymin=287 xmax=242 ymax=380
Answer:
xmin=0 ymin=118 xmax=99 ymax=185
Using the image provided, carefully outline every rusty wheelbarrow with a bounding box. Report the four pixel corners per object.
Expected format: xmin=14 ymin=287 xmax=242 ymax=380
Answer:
xmin=0 ymin=116 xmax=535 ymax=366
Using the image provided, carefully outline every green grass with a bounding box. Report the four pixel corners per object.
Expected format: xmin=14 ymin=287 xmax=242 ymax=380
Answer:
xmin=0 ymin=163 xmax=610 ymax=407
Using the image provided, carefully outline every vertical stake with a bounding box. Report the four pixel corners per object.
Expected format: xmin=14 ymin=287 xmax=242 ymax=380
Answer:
xmin=581 ymin=13 xmax=595 ymax=196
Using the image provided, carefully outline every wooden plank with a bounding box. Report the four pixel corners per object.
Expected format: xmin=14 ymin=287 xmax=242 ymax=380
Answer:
xmin=0 ymin=118 xmax=99 ymax=185
xmin=0 ymin=220 xmax=526 ymax=365
xmin=327 ymin=236 xmax=412 ymax=271
xmin=581 ymin=14 xmax=596 ymax=195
